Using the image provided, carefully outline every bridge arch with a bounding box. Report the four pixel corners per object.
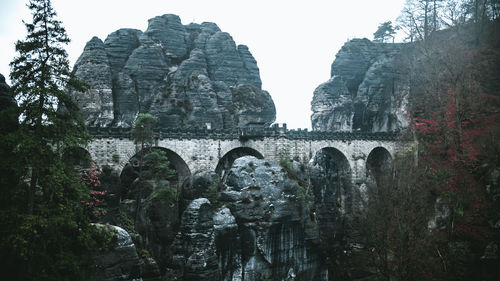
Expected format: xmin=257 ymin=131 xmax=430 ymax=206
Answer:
xmin=310 ymin=147 xmax=353 ymax=219
xmin=366 ymin=146 xmax=393 ymax=186
xmin=216 ymin=147 xmax=264 ymax=177
xmin=63 ymin=146 xmax=92 ymax=169
xmin=121 ymin=147 xmax=191 ymax=185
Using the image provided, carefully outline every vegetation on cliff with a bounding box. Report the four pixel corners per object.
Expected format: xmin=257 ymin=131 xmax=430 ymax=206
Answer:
xmin=353 ymin=1 xmax=500 ymax=280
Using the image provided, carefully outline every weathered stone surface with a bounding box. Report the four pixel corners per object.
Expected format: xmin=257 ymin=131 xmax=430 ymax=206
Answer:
xmin=113 ymin=72 xmax=138 ymax=127
xmin=140 ymin=14 xmax=188 ymax=61
xmin=173 ymin=198 xmax=220 ymax=281
xmin=185 ymin=22 xmax=221 ymax=51
xmin=89 ymin=225 xmax=141 ymax=281
xmin=124 ymin=45 xmax=169 ymax=108
xmin=330 ymin=39 xmax=377 ymax=95
xmin=310 ymin=76 xmax=352 ymax=132
xmin=134 ymin=182 xmax=180 ymax=271
xmin=309 ymin=148 xmax=354 ymax=278
xmin=163 ymin=158 xmax=327 ymax=280
xmin=213 ymin=207 xmax=242 ymax=281
xmin=230 ymin=85 xmax=276 ymax=127
xmin=159 ymin=157 xmax=330 ymax=280
xmin=104 ymin=29 xmax=142 ymax=75
xmin=72 ymin=14 xmax=275 ymax=129
xmin=149 ymin=48 xmax=224 ymax=129
xmin=205 ymin=32 xmax=246 ymax=87
xmin=237 ymin=45 xmax=262 ymax=89
xmin=140 ymin=257 xmax=162 ymax=281
xmin=71 ymin=37 xmax=114 ymax=127
xmin=311 ymin=38 xmax=408 ymax=132
xmin=221 ymin=156 xmax=328 ymax=281
xmin=181 ymin=170 xmax=220 ymax=202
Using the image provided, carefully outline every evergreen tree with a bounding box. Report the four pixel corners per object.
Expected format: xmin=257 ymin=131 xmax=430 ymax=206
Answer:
xmin=373 ymin=21 xmax=397 ymax=42
xmin=10 ymin=0 xmax=89 ymax=214
xmin=131 ymin=113 xmax=158 ymax=178
xmin=130 ymin=113 xmax=157 ymax=221
xmin=143 ymin=150 xmax=176 ymax=183
xmin=1 ymin=1 xmax=96 ymax=280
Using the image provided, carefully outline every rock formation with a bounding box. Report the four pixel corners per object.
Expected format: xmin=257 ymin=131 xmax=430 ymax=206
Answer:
xmin=163 ymin=156 xmax=329 ymax=281
xmin=76 ymin=19 xmax=418 ymax=281
xmin=311 ymin=38 xmax=409 ymax=132
xmin=71 ymin=14 xmax=275 ymax=129
xmin=170 ymin=198 xmax=220 ymax=281
xmin=89 ymin=225 xmax=143 ymax=281
xmin=94 ymin=151 xmax=336 ymax=281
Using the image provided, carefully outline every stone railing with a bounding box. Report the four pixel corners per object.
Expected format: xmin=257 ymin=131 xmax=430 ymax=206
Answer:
xmin=87 ymin=124 xmax=400 ymax=141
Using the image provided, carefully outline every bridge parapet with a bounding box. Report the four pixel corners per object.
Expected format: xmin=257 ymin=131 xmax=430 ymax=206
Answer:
xmin=87 ymin=124 xmax=401 ymax=141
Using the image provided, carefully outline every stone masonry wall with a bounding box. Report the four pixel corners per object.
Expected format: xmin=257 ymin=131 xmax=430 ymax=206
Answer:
xmin=85 ymin=134 xmax=401 ymax=186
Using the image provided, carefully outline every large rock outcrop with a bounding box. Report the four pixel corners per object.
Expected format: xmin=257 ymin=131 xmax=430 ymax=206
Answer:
xmin=311 ymin=38 xmax=409 ymax=132
xmin=167 ymin=157 xmax=328 ymax=281
xmin=170 ymin=198 xmax=220 ymax=281
xmin=220 ymin=156 xmax=327 ymax=281
xmin=92 ymin=153 xmax=358 ymax=280
xmin=71 ymin=14 xmax=275 ymax=129
xmin=89 ymin=225 xmax=142 ymax=281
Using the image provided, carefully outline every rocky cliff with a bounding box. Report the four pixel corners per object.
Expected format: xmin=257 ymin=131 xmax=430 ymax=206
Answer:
xmin=311 ymin=38 xmax=409 ymax=132
xmin=71 ymin=14 xmax=275 ymax=129
xmin=93 ymin=152 xmax=348 ymax=281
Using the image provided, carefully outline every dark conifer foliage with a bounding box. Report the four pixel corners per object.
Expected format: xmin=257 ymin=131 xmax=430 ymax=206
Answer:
xmin=1 ymin=1 xmax=96 ymax=280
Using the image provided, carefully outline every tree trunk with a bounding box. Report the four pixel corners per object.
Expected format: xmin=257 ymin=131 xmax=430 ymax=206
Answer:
xmin=424 ymin=0 xmax=430 ymax=40
xmin=454 ymin=89 xmax=464 ymax=155
xmin=135 ymin=141 xmax=144 ymax=223
xmin=28 ymin=89 xmax=46 ymax=214
xmin=433 ymin=0 xmax=438 ymax=32
xmin=28 ymin=169 xmax=37 ymax=214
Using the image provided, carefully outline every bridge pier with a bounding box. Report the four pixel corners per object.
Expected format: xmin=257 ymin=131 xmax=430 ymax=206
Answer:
xmin=86 ymin=137 xmax=136 ymax=173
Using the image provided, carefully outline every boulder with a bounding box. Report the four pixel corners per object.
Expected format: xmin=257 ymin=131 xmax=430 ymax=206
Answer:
xmin=89 ymin=225 xmax=141 ymax=281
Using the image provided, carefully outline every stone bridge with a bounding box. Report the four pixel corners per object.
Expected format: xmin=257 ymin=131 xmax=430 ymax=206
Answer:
xmin=81 ymin=124 xmax=403 ymax=186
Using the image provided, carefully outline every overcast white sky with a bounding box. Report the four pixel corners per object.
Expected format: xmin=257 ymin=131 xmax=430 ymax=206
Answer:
xmin=0 ymin=0 xmax=405 ymax=129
